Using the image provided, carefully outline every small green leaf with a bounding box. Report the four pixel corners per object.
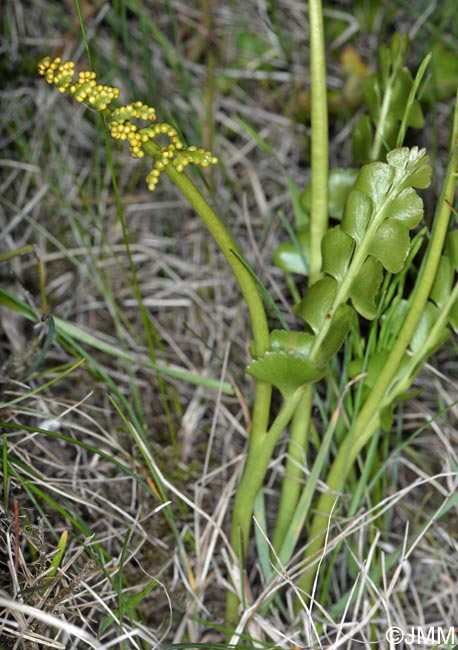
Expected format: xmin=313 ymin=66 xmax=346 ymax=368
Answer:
xmin=246 ymin=352 xmax=326 ymax=397
xmin=322 ymin=226 xmax=354 ymax=281
xmin=367 ymin=220 xmax=410 ymax=273
xmin=314 ymin=304 xmax=354 ymax=366
xmin=386 ymin=146 xmax=431 ymax=189
xmin=341 ymin=189 xmax=372 ymax=244
xmin=349 ymin=256 xmax=383 ymax=319
xmin=354 ymin=161 xmax=395 ymax=208
xmin=383 ymin=187 xmax=424 ymax=228
xmin=294 ymin=276 xmax=337 ymax=334
xmin=270 ymin=329 xmax=314 ymax=357
xmin=328 ymin=169 xmax=360 ymax=219
xmin=301 ymin=168 xmax=359 ymax=220
xmin=273 ymin=230 xmax=309 ymax=275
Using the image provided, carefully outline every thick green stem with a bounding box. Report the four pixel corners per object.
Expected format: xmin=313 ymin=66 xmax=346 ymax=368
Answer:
xmin=141 ymin=142 xmax=275 ymax=628
xmin=297 ymin=116 xmax=458 ymax=601
xmin=275 ymin=0 xmax=327 ymax=604
xmin=225 ymin=386 xmax=307 ymax=626
xmin=230 ymin=388 xmax=307 ymax=556
xmin=272 ymin=387 xmax=313 ymax=550
xmin=158 ymin=156 xmax=273 ymax=445
xmin=145 ymin=144 xmax=273 ymax=445
xmin=269 ymin=0 xmax=329 ymax=585
xmin=143 ymin=141 xmax=271 ymax=360
xmin=308 ymin=0 xmax=329 ymax=284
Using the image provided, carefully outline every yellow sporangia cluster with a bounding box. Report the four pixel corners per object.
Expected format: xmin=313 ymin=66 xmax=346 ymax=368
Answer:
xmin=38 ymin=57 xmax=218 ymax=191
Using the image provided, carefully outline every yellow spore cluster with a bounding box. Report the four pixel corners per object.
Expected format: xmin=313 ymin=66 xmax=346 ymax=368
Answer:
xmin=38 ymin=56 xmax=218 ymax=189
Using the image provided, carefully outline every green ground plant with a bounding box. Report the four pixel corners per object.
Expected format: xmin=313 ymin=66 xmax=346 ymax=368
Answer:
xmin=2 ymin=1 xmax=458 ymax=647
xmin=36 ymin=13 xmax=458 ymax=633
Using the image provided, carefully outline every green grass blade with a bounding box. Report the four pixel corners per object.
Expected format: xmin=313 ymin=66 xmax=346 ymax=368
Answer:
xmin=0 ymin=289 xmax=234 ymax=395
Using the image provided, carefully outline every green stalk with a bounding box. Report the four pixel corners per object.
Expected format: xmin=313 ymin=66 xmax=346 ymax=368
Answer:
xmin=297 ymin=106 xmax=458 ymax=601
xmin=266 ymin=0 xmax=328 ymax=593
xmin=269 ymin=0 xmax=330 ymax=559
xmin=230 ymin=387 xmax=308 ymax=557
xmin=143 ymin=140 xmax=270 ymax=360
xmin=272 ymin=387 xmax=313 ymax=550
xmin=308 ymin=0 xmax=329 ymax=284
xmin=157 ymin=156 xmax=273 ymax=451
xmin=142 ymin=141 xmax=276 ymax=627
xmin=270 ymin=0 xmax=329 ymax=577
xmin=225 ymin=385 xmax=308 ymax=625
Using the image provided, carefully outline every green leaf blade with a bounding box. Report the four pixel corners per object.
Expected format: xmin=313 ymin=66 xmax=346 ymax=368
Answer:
xmin=273 ymin=231 xmax=309 ymax=275
xmin=322 ymin=226 xmax=355 ymax=281
xmin=314 ymin=304 xmax=354 ymax=366
xmin=367 ymin=220 xmax=410 ymax=273
xmin=342 ymin=189 xmax=373 ymax=244
xmin=349 ymin=257 xmax=383 ymax=319
xmin=354 ymin=161 xmax=394 ymax=208
xmin=383 ymin=187 xmax=424 ymax=227
xmin=246 ymin=352 xmax=326 ymax=398
xmin=294 ymin=276 xmax=337 ymax=334
xmin=386 ymin=146 xmax=431 ymax=189
xmin=270 ymin=329 xmax=315 ymax=358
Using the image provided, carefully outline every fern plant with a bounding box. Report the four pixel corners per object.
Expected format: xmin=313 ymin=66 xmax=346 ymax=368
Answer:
xmin=28 ymin=11 xmax=458 ymax=642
